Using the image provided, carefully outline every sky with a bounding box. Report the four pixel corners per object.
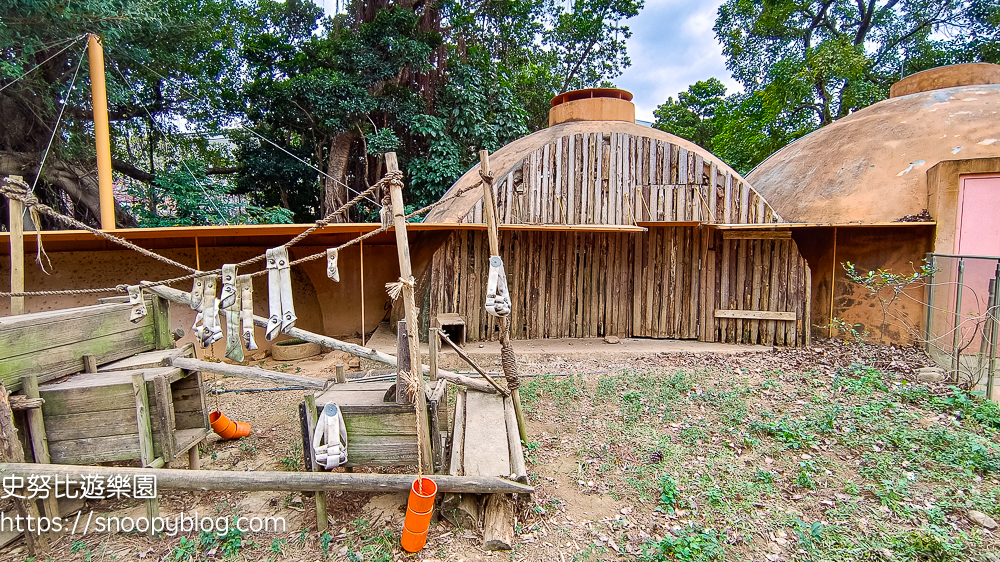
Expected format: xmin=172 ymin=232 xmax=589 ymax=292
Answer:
xmin=613 ymin=0 xmax=740 ymax=123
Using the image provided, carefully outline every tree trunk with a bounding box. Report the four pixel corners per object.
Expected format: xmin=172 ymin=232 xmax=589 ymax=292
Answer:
xmin=324 ymin=132 xmax=355 ymax=220
xmin=0 ymin=151 xmax=137 ymax=228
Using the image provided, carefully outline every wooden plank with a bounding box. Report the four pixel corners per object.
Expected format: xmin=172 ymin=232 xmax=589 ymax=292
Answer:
xmin=804 ymin=253 xmax=812 ymax=346
xmin=750 ymin=240 xmax=763 ymax=344
xmin=43 ymin=408 xmax=138 ymax=442
xmin=722 ymin=230 xmax=792 ymax=240
xmin=463 ymin=392 xmax=511 ymax=477
xmin=766 ymin=239 xmax=782 ymax=345
xmin=449 ymin=389 xmax=466 ymax=476
xmin=776 ymin=239 xmax=789 ymax=345
xmin=655 ymin=228 xmax=668 ymax=338
xmin=714 ymin=310 xmax=796 ymax=320
xmin=707 ymin=232 xmax=718 ymax=341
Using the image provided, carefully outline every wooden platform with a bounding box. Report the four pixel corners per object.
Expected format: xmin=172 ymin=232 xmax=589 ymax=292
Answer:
xmin=309 ymin=379 xmax=447 ymax=468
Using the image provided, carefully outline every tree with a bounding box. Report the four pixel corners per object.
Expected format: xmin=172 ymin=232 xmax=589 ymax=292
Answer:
xmin=653 ymin=78 xmax=727 ymax=152
xmin=0 ymin=0 xmax=246 ymax=228
xmin=546 ymin=0 xmax=644 ymax=92
xmin=708 ymin=0 xmax=1000 ymax=173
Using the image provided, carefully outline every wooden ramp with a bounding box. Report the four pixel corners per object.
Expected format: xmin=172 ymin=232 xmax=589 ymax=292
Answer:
xmin=444 ymin=388 xmax=527 ymax=551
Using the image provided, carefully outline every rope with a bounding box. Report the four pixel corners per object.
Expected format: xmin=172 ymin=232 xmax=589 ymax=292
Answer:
xmin=0 ymin=179 xmax=198 ymax=274
xmin=1 ymin=168 xmax=475 ymax=297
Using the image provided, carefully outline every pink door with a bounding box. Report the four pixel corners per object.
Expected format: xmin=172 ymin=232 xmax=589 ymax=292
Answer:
xmin=955 ymin=175 xmax=1000 ymax=349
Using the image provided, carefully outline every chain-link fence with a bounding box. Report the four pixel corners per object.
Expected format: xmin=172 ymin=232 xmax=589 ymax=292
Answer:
xmin=924 ymin=253 xmax=1000 ymax=398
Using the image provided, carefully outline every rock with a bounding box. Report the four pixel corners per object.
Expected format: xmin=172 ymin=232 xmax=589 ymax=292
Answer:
xmin=968 ymin=510 xmax=998 ymax=529
xmin=249 ymin=349 xmax=270 ymax=361
xmin=348 ymin=357 xmax=361 ymax=369
xmin=324 ymin=350 xmax=353 ymax=364
xmin=604 ymin=335 xmax=621 ymax=344
xmin=916 ymin=366 xmax=946 ymax=383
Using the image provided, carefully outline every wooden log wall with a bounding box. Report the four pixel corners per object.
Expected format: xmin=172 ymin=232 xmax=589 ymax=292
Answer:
xmin=461 ymin=132 xmax=780 ymax=226
xmin=425 ymin=228 xmax=810 ymax=346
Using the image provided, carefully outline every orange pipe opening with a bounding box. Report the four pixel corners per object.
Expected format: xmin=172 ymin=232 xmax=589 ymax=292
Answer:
xmin=209 ymin=410 xmax=251 ymax=440
xmin=401 ymin=477 xmax=437 ymax=552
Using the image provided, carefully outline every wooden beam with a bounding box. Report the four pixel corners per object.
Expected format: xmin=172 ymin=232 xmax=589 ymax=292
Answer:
xmin=130 ymin=373 xmax=159 ymax=529
xmin=6 ymin=176 xmax=24 ymax=316
xmin=714 ymin=310 xmax=796 ymax=321
xmin=146 ymin=284 xmax=496 ymax=394
xmin=386 ymin=152 xmax=433 ymax=475
xmin=396 ymin=320 xmax=411 ymax=405
xmin=171 ymin=357 xmax=326 ymax=390
xmin=0 ymin=382 xmax=49 ymax=556
xmin=428 ymin=327 xmax=439 ymax=382
xmin=483 ymin=494 xmax=514 ymax=551
xmin=437 ymin=330 xmax=509 ymax=396
xmin=0 ymin=463 xmax=534 ymax=494
xmin=19 ymin=375 xmax=60 ymax=521
xmin=303 ymin=394 xmax=328 ymax=532
xmin=722 ymin=230 xmax=791 ymax=240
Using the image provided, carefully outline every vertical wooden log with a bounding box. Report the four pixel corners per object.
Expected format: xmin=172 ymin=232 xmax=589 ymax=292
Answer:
xmin=152 ymin=375 xmax=175 ymax=461
xmin=335 ymin=364 xmax=347 ymax=384
xmin=0 ymin=381 xmax=49 ymax=555
xmin=396 ymin=320 xmax=412 ymax=405
xmin=429 ymin=327 xmax=439 ymax=382
xmin=130 ymin=373 xmax=159 ymax=531
xmin=386 ymin=152 xmax=433 ymax=475
xmin=303 ymin=394 xmax=328 ymax=532
xmin=5 ymin=176 xmax=25 ymax=316
xmin=150 ymin=295 xmax=173 ymax=350
xmin=19 ymin=375 xmax=60 ymax=521
xmin=82 ymin=354 xmax=98 ymax=373
xmin=188 ymin=444 xmax=200 ymax=470
xmin=482 ymin=494 xmax=514 ymax=550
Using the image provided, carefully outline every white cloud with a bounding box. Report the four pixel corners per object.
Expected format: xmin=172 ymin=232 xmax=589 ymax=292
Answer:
xmin=615 ymin=0 xmax=740 ymax=122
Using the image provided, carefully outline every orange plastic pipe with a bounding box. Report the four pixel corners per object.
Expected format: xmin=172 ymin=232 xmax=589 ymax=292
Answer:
xmin=401 ymin=477 xmax=437 ymax=552
xmin=209 ymin=410 xmax=251 ymax=440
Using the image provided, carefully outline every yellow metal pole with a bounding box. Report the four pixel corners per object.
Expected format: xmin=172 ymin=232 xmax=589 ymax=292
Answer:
xmin=88 ymin=34 xmax=115 ymax=230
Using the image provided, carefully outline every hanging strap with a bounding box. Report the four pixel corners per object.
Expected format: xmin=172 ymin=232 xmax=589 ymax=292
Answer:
xmin=190 ymin=275 xmax=206 ymax=310
xmin=326 ymin=248 xmax=340 ymax=282
xmin=200 ymin=276 xmax=223 ymax=347
xmin=238 ymin=274 xmax=258 ymax=351
xmin=275 ymin=247 xmax=297 ymax=332
xmin=312 ymin=403 xmax=348 ymax=469
xmin=127 ymin=285 xmax=147 ymax=323
xmin=221 ymin=264 xmax=244 ymax=362
xmin=265 ymin=248 xmax=283 ymax=341
xmin=485 ymin=255 xmax=511 ymax=317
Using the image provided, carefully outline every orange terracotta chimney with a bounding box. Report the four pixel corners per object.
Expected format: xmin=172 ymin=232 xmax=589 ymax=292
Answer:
xmin=549 ymin=88 xmax=635 ymax=126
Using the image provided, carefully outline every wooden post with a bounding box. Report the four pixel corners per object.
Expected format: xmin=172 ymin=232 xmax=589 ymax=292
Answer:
xmin=335 ymin=364 xmax=347 ymax=384
xmin=428 ymin=327 xmax=439 ymax=382
xmin=19 ymin=375 xmax=60 ymax=521
xmin=396 ymin=320 xmax=411 ymax=404
xmin=5 ymin=176 xmax=25 ymax=315
xmin=188 ymin=444 xmax=200 ymax=470
xmin=130 ymin=373 xmax=159 ymax=531
xmin=385 ymin=152 xmax=433 ymax=474
xmin=303 ymin=394 xmax=328 ymax=532
xmin=82 ymin=354 xmax=98 ymax=373
xmin=0 ymin=382 xmax=49 ymax=555
xmin=88 ymin=34 xmax=115 ymax=230
xmin=479 ymin=151 xmax=528 ymax=444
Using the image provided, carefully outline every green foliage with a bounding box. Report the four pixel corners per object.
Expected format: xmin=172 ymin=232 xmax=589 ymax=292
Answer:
xmin=749 ymin=415 xmax=819 ymax=449
xmin=198 ymin=518 xmax=246 ymax=558
xmin=656 ymin=474 xmax=679 ymax=513
xmin=653 ymin=79 xmax=727 ymax=152
xmin=169 ymin=536 xmax=197 ymax=561
xmin=641 ymin=525 xmax=725 ymax=562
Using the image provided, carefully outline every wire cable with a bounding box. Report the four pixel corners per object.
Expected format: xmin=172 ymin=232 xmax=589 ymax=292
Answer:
xmin=29 ymin=41 xmax=88 ymax=195
xmin=111 ymin=65 xmax=231 ymax=224
xmin=0 ymin=35 xmax=85 ymax=93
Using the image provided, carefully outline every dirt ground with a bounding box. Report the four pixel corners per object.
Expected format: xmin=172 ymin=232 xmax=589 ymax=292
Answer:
xmin=3 ymin=337 xmax=999 ymax=561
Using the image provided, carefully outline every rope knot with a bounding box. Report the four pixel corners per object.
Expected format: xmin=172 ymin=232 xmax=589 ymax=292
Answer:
xmin=478 ymin=169 xmax=495 ymax=184
xmin=116 ymin=284 xmax=129 ymax=293
xmin=385 ymin=276 xmax=415 ymax=301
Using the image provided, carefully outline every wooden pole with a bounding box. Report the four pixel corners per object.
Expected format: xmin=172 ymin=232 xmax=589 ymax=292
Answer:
xmin=335 ymin=364 xmax=347 ymax=384
xmin=428 ymin=327 xmax=439 ymax=382
xmin=5 ymin=176 xmax=25 ymax=315
xmin=437 ymin=330 xmax=509 ymax=396
xmin=828 ymin=226 xmax=837 ymax=338
xmin=303 ymin=394 xmax=328 ymax=532
xmin=385 ymin=153 xmax=433 ymax=474
xmin=130 ymin=373 xmax=159 ymax=530
xmin=396 ymin=320 xmax=412 ymax=404
xmin=19 ymin=375 xmax=60 ymax=520
xmin=479 ymin=150 xmax=528 ymax=444
xmin=0 ymin=463 xmax=534 ymax=494
xmin=0 ymin=382 xmax=50 ymax=556
xmin=88 ymin=34 xmax=115 ymax=230
xmin=147 ymin=284 xmax=496 ymax=393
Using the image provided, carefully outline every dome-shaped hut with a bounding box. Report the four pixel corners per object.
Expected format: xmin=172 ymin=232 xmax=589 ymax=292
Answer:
xmin=748 ymin=63 xmax=1000 ymax=346
xmin=416 ymin=89 xmax=813 ymax=347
